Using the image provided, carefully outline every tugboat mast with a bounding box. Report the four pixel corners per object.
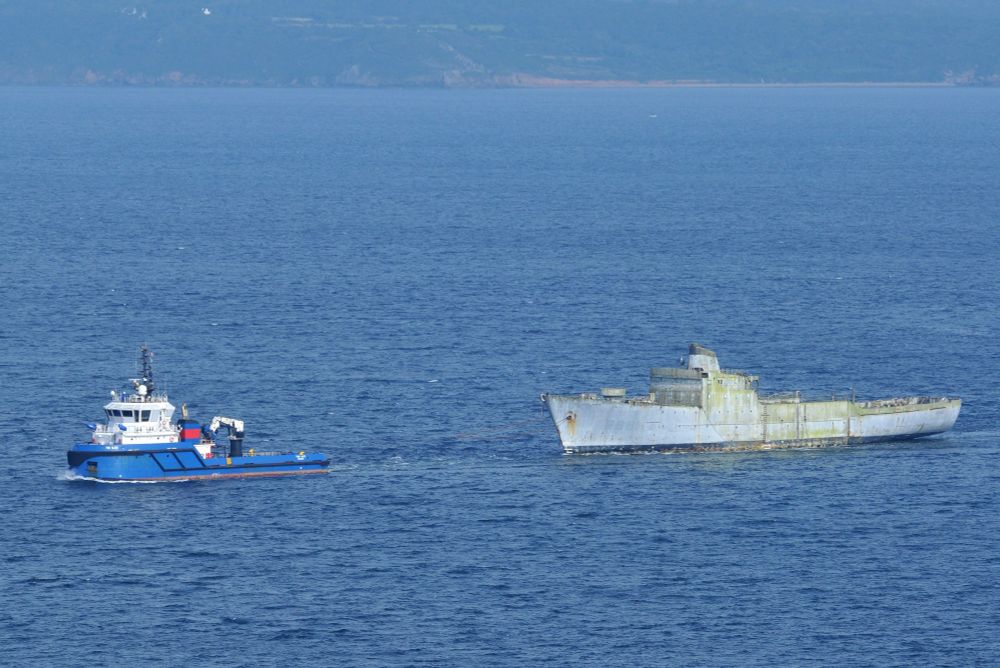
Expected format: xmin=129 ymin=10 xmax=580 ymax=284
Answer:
xmin=137 ymin=345 xmax=155 ymax=396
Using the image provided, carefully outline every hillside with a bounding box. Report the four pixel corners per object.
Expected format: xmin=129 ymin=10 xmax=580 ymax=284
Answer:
xmin=2 ymin=0 xmax=999 ymax=86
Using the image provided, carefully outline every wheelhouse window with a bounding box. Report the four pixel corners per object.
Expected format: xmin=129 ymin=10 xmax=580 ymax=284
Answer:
xmin=121 ymin=410 xmax=134 ymax=419
xmin=141 ymin=410 xmax=151 ymax=422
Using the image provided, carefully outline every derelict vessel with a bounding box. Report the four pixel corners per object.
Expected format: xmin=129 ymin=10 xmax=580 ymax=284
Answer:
xmin=542 ymin=344 xmax=961 ymax=454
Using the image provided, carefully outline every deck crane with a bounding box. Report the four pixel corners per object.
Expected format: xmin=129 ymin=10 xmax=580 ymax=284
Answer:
xmin=209 ymin=416 xmax=245 ymax=457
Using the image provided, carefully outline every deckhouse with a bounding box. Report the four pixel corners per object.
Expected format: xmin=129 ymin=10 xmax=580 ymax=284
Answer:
xmin=89 ymin=348 xmax=183 ymax=446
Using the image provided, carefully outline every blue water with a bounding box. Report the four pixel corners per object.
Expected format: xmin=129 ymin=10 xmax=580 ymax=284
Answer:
xmin=2 ymin=86 xmax=999 ymax=666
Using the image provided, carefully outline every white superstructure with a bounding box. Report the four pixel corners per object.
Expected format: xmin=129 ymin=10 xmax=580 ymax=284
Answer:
xmin=88 ymin=347 xmax=181 ymax=446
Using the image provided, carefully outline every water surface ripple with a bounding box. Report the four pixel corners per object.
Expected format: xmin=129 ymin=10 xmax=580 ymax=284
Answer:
xmin=1 ymin=87 xmax=999 ymax=666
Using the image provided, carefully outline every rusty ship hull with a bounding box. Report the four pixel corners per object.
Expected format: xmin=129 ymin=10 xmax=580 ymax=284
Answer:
xmin=542 ymin=344 xmax=961 ymax=455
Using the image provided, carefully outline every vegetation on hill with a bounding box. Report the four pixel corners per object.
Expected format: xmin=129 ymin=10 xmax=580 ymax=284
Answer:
xmin=2 ymin=1 xmax=999 ymax=86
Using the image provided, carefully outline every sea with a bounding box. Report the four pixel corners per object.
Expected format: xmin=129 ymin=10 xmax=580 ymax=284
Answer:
xmin=1 ymin=86 xmax=999 ymax=667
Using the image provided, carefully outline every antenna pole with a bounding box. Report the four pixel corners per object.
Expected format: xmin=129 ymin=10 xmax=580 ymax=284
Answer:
xmin=138 ymin=345 xmax=155 ymax=394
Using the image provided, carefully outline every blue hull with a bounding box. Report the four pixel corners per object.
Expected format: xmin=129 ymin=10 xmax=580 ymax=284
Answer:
xmin=67 ymin=441 xmax=330 ymax=481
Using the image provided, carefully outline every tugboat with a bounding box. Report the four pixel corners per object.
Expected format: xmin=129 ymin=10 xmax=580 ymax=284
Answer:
xmin=67 ymin=347 xmax=330 ymax=481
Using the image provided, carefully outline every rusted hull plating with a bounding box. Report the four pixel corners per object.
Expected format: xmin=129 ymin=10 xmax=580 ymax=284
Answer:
xmin=544 ymin=395 xmax=961 ymax=454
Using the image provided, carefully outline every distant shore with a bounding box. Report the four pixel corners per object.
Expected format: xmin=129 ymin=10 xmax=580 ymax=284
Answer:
xmin=0 ymin=80 xmax=972 ymax=90
xmin=496 ymin=75 xmax=958 ymax=89
xmin=0 ymin=70 xmax=988 ymax=89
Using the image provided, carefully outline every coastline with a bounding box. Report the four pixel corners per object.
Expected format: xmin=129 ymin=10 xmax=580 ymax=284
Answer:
xmin=0 ymin=78 xmax=970 ymax=89
xmin=495 ymin=76 xmax=957 ymax=89
xmin=1 ymin=67 xmax=989 ymax=89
